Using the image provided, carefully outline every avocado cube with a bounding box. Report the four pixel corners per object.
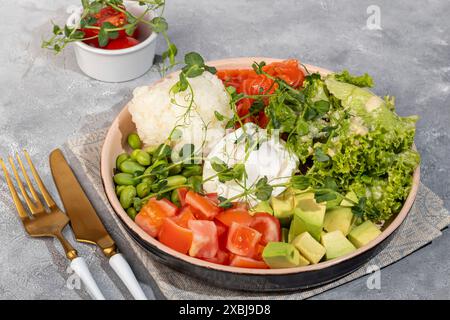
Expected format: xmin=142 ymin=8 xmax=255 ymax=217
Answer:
xmin=348 ymin=221 xmax=382 ymax=248
xmin=251 ymin=200 xmax=273 ymax=215
xmin=288 ymin=199 xmax=326 ymax=242
xmin=270 ymin=194 xmax=295 ymax=227
xmin=340 ymin=191 xmax=358 ymax=207
xmin=323 ymin=206 xmax=354 ymax=235
xmin=292 ymin=189 xmax=315 ymax=208
xmin=292 ymin=232 xmax=326 ymax=264
xmin=262 ymin=242 xmax=300 ymax=268
xmin=321 ymin=230 xmax=356 ymax=260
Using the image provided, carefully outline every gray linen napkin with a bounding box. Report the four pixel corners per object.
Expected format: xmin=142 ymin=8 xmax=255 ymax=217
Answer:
xmin=65 ymin=128 xmax=450 ymax=300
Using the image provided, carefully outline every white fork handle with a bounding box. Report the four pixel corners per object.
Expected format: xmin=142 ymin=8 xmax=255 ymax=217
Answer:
xmin=70 ymin=257 xmax=105 ymax=300
xmin=109 ymin=253 xmax=147 ymax=300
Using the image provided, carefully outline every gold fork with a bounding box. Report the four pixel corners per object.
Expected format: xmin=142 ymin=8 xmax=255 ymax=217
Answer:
xmin=0 ymin=151 xmax=105 ymax=300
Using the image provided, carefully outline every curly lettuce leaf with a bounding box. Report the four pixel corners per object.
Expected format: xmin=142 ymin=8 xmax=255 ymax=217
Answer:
xmin=334 ymin=70 xmax=374 ymax=88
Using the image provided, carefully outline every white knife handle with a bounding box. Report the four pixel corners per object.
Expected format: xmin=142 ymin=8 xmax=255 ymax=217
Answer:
xmin=71 ymin=257 xmax=105 ymax=300
xmin=109 ymin=253 xmax=147 ymax=300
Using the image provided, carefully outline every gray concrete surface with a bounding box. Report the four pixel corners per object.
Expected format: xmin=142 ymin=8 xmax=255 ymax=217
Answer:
xmin=0 ymin=0 xmax=449 ymax=299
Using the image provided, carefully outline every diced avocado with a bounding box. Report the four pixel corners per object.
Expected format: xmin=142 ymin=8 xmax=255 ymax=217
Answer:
xmin=292 ymin=232 xmax=326 ymax=264
xmin=281 ymin=228 xmax=289 ymax=243
xmin=288 ymin=199 xmax=326 ymax=242
xmin=325 ymin=194 xmax=344 ymax=209
xmin=341 ymin=191 xmax=358 ymax=207
xmin=321 ymin=230 xmax=356 ymax=260
xmin=251 ymin=200 xmax=273 ymax=215
xmin=323 ymin=206 xmax=354 ymax=235
xmin=262 ymin=242 xmax=300 ymax=268
xmin=348 ymin=221 xmax=382 ymax=248
xmin=292 ymin=189 xmax=315 ymax=208
xmin=270 ymin=195 xmax=294 ymax=227
xmin=298 ymin=253 xmax=311 ymax=266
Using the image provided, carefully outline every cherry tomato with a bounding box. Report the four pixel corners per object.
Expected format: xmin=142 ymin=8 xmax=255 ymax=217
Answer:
xmin=202 ymin=249 xmax=230 ymax=265
xmin=81 ymin=5 xmax=128 ymax=47
xmin=226 ymin=222 xmax=262 ymax=257
xmin=229 ymin=256 xmax=269 ymax=269
xmin=249 ymin=212 xmax=281 ymax=245
xmin=241 ymin=74 xmax=278 ymax=96
xmin=205 ymin=193 xmax=219 ymax=205
xmin=185 ymin=191 xmax=221 ymax=220
xmin=135 ymin=198 xmax=177 ymax=237
xmin=215 ymin=208 xmax=253 ymax=227
xmin=158 ymin=218 xmax=193 ymax=254
xmin=104 ymin=37 xmax=140 ymax=50
xmin=252 ymin=244 xmax=265 ymax=261
xmin=231 ymin=202 xmax=249 ymax=210
xmin=257 ymin=111 xmax=270 ymax=128
xmin=262 ymin=59 xmax=305 ymax=88
xmin=214 ymin=220 xmax=229 ymax=250
xmin=171 ymin=205 xmax=195 ymax=228
xmin=188 ymin=220 xmax=219 ymax=259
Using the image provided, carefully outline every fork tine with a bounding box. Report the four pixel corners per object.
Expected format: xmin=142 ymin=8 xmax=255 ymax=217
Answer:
xmin=0 ymin=158 xmax=29 ymax=220
xmin=23 ymin=150 xmax=56 ymax=209
xmin=10 ymin=155 xmax=44 ymax=214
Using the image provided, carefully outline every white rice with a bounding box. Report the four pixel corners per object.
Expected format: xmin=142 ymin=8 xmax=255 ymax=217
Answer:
xmin=128 ymin=72 xmax=232 ymax=154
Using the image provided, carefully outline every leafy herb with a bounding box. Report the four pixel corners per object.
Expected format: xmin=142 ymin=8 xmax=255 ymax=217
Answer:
xmin=334 ymin=70 xmax=374 ymax=88
xmin=314 ymin=148 xmax=330 ymax=162
xmin=254 ymin=177 xmax=273 ymax=201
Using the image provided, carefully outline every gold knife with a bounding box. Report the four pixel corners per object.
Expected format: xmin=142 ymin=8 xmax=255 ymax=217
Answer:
xmin=49 ymin=148 xmax=147 ymax=300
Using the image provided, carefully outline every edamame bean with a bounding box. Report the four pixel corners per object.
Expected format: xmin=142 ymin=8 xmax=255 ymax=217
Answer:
xmin=116 ymin=185 xmax=126 ymax=196
xmin=126 ymin=207 xmax=137 ymax=220
xmin=120 ymin=186 xmax=136 ymax=209
xmin=136 ymin=150 xmax=151 ymax=166
xmin=143 ymin=145 xmax=157 ymax=154
xmin=130 ymin=149 xmax=141 ymax=160
xmin=166 ymin=175 xmax=187 ymax=187
xmin=169 ymin=163 xmax=182 ymax=175
xmin=119 ymin=159 xmax=145 ymax=174
xmin=114 ymin=172 xmax=137 ymax=185
xmin=182 ymin=164 xmax=203 ymax=177
xmin=127 ymin=133 xmax=142 ymax=150
xmin=116 ymin=153 xmax=130 ymax=169
xmin=136 ymin=182 xmax=151 ymax=198
xmin=142 ymin=176 xmax=155 ymax=184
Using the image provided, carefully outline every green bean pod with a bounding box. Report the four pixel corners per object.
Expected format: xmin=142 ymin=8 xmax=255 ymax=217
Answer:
xmin=119 ymin=159 xmax=145 ymax=174
xmin=120 ymin=186 xmax=137 ymax=209
xmin=116 ymin=153 xmax=130 ymax=169
xmin=166 ymin=175 xmax=187 ymax=187
xmin=127 ymin=133 xmax=142 ymax=150
xmin=114 ymin=172 xmax=138 ymax=186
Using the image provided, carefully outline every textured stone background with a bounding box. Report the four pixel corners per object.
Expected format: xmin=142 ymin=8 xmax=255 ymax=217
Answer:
xmin=0 ymin=0 xmax=449 ymax=299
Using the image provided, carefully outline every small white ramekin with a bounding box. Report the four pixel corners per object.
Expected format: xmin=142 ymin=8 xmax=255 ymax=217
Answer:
xmin=66 ymin=1 xmax=157 ymax=82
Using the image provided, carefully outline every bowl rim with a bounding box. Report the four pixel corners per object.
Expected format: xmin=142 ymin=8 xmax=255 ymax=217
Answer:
xmin=100 ymin=56 xmax=421 ymax=275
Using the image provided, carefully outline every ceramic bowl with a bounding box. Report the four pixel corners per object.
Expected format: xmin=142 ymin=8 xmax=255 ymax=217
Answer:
xmin=66 ymin=1 xmax=157 ymax=82
xmin=100 ymin=57 xmax=420 ymax=291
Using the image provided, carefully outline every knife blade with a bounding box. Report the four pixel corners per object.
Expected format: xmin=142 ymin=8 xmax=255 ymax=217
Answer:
xmin=49 ymin=148 xmax=147 ymax=300
xmin=49 ymin=149 xmax=117 ymax=256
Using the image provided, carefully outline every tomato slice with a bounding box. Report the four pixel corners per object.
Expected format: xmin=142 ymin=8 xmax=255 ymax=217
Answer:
xmin=188 ymin=220 xmax=219 ymax=259
xmin=158 ymin=218 xmax=193 ymax=254
xmin=229 ymin=256 xmax=269 ymax=269
xmin=214 ymin=220 xmax=228 ymax=250
xmin=149 ymin=197 xmax=179 ymax=217
xmin=249 ymin=212 xmax=281 ymax=245
xmin=185 ymin=191 xmax=221 ymax=220
xmin=171 ymin=205 xmax=195 ymax=228
xmin=202 ymin=249 xmax=230 ymax=265
xmin=135 ymin=198 xmax=174 ymax=237
xmin=104 ymin=37 xmax=139 ymax=50
xmin=226 ymin=222 xmax=262 ymax=257
xmin=205 ymin=193 xmax=219 ymax=205
xmin=177 ymin=187 xmax=189 ymax=207
xmin=215 ymin=208 xmax=253 ymax=227
xmin=262 ymin=59 xmax=305 ymax=88
xmin=252 ymin=244 xmax=265 ymax=261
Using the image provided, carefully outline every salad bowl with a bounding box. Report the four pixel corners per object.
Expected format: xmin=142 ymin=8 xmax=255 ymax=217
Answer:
xmin=100 ymin=57 xmax=420 ymax=291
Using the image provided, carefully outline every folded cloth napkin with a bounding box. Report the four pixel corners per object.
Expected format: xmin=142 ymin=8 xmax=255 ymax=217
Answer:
xmin=65 ymin=128 xmax=450 ymax=300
